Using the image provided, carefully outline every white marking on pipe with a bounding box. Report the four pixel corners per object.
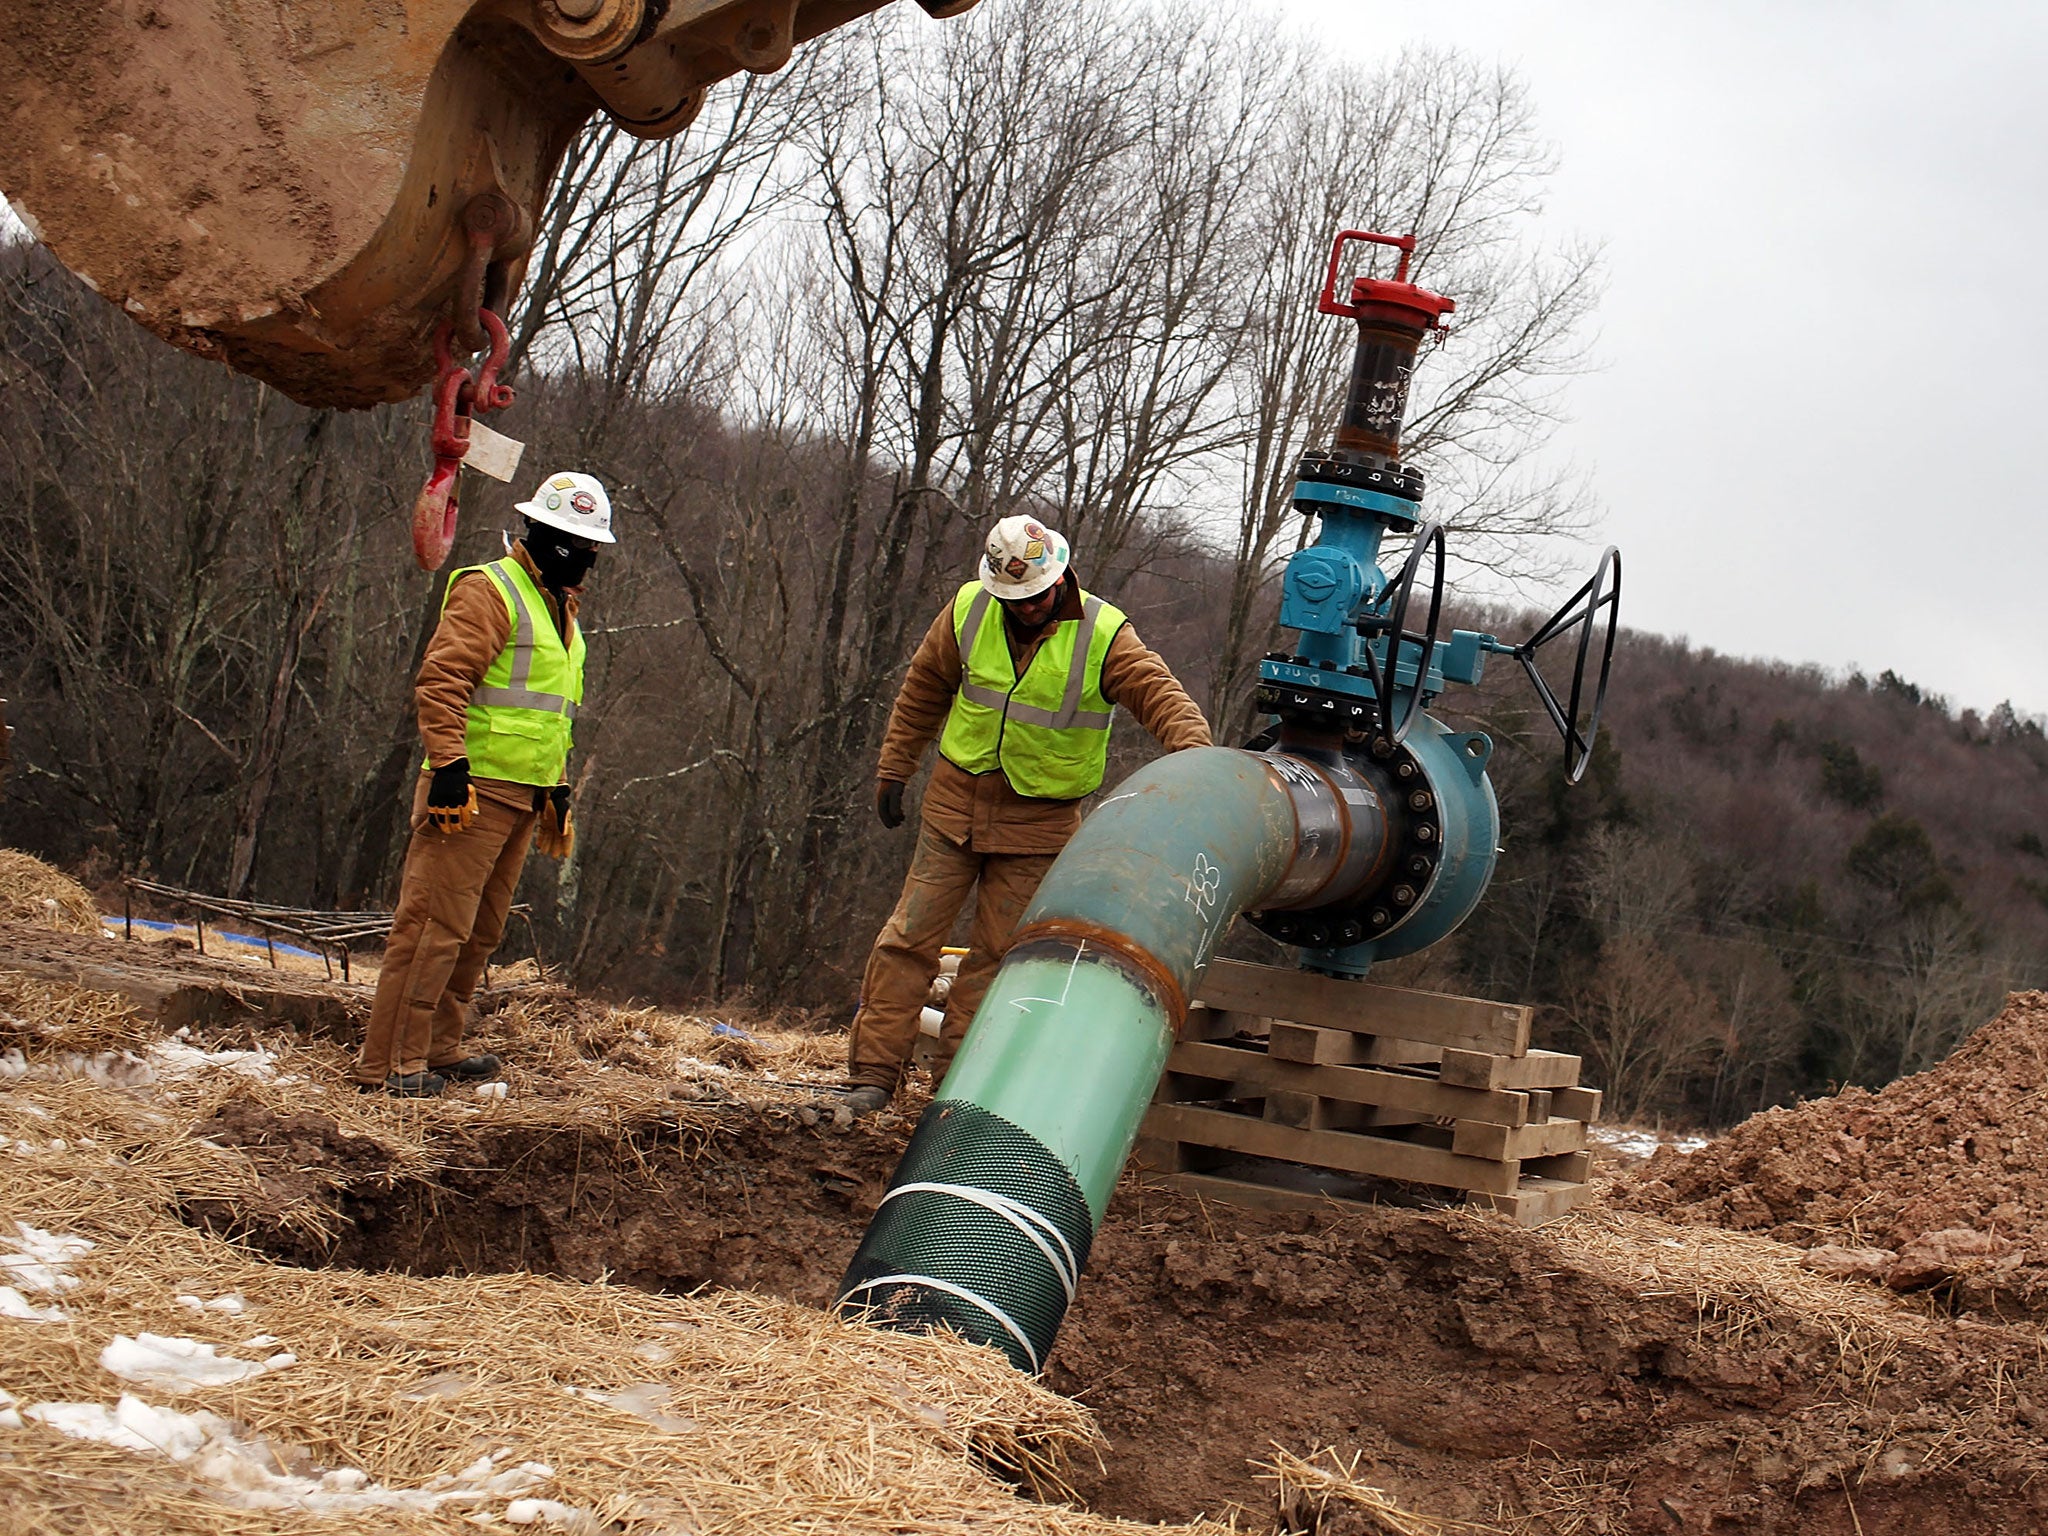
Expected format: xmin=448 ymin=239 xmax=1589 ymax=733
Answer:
xmin=883 ymin=1182 xmax=1079 ymax=1301
xmin=840 ymin=1274 xmax=1041 ymax=1373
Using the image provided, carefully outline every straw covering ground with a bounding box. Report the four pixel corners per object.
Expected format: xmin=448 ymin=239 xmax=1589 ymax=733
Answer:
xmin=0 ymin=989 xmax=1234 ymax=1535
xmin=5 ymin=850 xmax=2048 ymax=1533
xmin=0 ymin=852 xmax=102 ymax=936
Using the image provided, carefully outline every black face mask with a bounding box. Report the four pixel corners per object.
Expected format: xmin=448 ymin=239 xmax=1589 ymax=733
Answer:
xmin=525 ymin=523 xmax=597 ymax=589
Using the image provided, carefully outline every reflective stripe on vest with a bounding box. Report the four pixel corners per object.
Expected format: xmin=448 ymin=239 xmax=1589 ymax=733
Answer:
xmin=953 ymin=587 xmax=1115 ymax=731
xmin=471 ymin=560 xmax=578 ymax=721
xmin=425 ymin=559 xmax=586 ymax=786
xmin=937 ymin=579 xmax=1125 ymax=799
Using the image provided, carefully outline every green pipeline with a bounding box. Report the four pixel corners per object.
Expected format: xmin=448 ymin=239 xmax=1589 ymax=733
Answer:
xmin=936 ymin=746 xmax=1299 ymax=1221
xmin=837 ymin=737 xmax=1498 ymax=1371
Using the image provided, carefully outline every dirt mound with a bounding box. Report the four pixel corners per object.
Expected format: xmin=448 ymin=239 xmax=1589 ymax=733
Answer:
xmin=1614 ymin=990 xmax=2048 ymax=1315
xmin=0 ymin=850 xmax=101 ymax=935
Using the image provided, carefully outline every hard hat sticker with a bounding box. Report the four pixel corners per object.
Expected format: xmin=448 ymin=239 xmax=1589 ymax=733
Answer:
xmin=570 ymin=491 xmax=597 ymax=514
xmin=546 ymin=494 xmax=563 ymax=510
xmin=550 ymin=475 xmax=577 ymax=490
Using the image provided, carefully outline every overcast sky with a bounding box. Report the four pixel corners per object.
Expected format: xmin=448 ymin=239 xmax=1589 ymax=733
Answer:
xmin=1271 ymin=0 xmax=2047 ymax=719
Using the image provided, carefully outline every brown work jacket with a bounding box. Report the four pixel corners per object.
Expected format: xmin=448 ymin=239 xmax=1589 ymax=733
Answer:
xmin=415 ymin=541 xmax=582 ymax=809
xmin=876 ymin=575 xmax=1212 ymax=854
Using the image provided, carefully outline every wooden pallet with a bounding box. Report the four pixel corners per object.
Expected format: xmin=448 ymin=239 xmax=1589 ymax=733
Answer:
xmin=1134 ymin=959 xmax=1601 ymax=1226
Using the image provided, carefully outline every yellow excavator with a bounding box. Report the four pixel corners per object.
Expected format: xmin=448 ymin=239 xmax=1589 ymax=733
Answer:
xmin=0 ymin=0 xmax=972 ymax=564
xmin=0 ymin=0 xmax=970 ymax=410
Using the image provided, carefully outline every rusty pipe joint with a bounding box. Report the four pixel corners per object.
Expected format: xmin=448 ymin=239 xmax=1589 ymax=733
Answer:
xmin=1258 ymin=748 xmax=1391 ymax=911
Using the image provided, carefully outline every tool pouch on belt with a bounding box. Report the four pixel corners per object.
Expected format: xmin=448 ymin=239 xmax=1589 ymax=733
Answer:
xmin=533 ymin=792 xmax=575 ymax=860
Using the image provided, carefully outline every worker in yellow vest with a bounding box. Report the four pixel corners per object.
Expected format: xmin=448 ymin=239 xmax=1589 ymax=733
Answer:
xmin=353 ymin=470 xmax=613 ymax=1096
xmin=834 ymin=516 xmax=1212 ymax=1115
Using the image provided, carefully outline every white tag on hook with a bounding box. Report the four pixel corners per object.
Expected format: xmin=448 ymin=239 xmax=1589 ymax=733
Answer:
xmin=464 ymin=419 xmax=525 ymax=483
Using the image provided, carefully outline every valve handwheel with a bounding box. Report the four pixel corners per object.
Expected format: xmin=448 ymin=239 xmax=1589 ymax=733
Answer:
xmin=1357 ymin=521 xmax=1445 ymax=745
xmin=1513 ymin=546 xmax=1621 ymax=784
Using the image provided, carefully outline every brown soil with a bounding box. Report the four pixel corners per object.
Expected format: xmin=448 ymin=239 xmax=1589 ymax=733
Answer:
xmin=1615 ymin=991 xmax=2048 ymax=1318
xmin=18 ymin=933 xmax=2048 ymax=1534
xmin=186 ymin=1083 xmax=2048 ymax=1535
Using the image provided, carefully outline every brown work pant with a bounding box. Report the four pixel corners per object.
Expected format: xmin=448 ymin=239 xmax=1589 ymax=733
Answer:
xmin=354 ymin=777 xmax=537 ymax=1084
xmin=847 ymin=820 xmax=1056 ymax=1092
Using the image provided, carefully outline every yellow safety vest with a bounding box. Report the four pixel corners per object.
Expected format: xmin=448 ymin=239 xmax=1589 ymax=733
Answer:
xmin=424 ymin=558 xmax=585 ymax=785
xmin=937 ymin=580 xmax=1124 ymax=799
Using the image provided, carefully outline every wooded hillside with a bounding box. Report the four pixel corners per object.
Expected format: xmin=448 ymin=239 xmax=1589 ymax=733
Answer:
xmin=2 ymin=0 xmax=2041 ymax=1128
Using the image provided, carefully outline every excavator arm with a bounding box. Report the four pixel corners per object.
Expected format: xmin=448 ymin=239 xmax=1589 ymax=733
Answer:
xmin=0 ymin=0 xmax=971 ymax=410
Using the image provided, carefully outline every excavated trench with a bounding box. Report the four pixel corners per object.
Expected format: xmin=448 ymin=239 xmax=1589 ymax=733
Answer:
xmin=179 ymin=1094 xmax=2048 ymax=1535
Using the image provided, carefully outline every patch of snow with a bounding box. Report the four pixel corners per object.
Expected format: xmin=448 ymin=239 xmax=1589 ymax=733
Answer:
xmin=0 ymin=1286 xmax=68 ymax=1323
xmin=1592 ymin=1128 xmax=1663 ymax=1159
xmin=147 ymin=1041 xmax=279 ymax=1081
xmin=1 ymin=1223 xmax=94 ymax=1292
xmin=578 ymin=1381 xmax=697 ymax=1434
xmin=14 ymin=1390 xmax=559 ymax=1515
xmin=475 ymin=1082 xmax=509 ymax=1102
xmin=175 ymin=1292 xmax=250 ymax=1315
xmin=505 ymin=1497 xmax=603 ymax=1530
xmin=1589 ymin=1126 xmax=1709 ymax=1160
xmin=100 ymin=1333 xmax=295 ymax=1389
xmin=24 ymin=1393 xmax=225 ymax=1457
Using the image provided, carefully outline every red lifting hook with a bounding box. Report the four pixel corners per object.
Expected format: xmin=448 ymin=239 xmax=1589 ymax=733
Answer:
xmin=411 ymin=309 xmax=516 ymax=571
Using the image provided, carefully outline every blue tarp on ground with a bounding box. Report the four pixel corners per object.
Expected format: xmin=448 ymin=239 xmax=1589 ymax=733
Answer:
xmin=105 ymin=915 xmax=324 ymax=962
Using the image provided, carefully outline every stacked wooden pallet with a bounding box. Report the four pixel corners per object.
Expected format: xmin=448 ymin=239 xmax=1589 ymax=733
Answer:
xmin=1133 ymin=958 xmax=1601 ymax=1226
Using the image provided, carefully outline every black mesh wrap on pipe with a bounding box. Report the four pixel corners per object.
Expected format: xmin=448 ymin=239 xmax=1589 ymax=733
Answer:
xmin=835 ymin=1099 xmax=1095 ymax=1375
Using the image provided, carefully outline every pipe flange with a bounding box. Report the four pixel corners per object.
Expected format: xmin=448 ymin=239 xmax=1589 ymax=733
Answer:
xmin=1253 ymin=679 xmax=1377 ymax=734
xmin=1296 ymin=448 xmax=1425 ymax=503
xmin=1246 ymin=735 xmax=1441 ymax=949
xmin=529 ymin=0 xmax=647 ymax=62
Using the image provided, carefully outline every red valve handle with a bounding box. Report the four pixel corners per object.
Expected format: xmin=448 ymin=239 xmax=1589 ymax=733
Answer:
xmin=1316 ymin=228 xmax=1453 ymax=327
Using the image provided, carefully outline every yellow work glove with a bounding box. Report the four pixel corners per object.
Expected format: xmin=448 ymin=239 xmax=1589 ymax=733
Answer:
xmin=425 ymin=759 xmax=478 ymax=834
xmin=534 ymin=784 xmax=575 ymax=859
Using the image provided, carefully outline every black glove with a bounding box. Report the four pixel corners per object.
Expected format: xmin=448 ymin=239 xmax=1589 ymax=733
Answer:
xmin=426 ymin=757 xmax=476 ymax=834
xmin=428 ymin=758 xmax=471 ymax=807
xmin=547 ymin=784 xmax=571 ymax=822
xmin=876 ymin=780 xmax=906 ymax=829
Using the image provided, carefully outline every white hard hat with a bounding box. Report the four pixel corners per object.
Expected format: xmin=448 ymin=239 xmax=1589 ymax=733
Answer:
xmin=979 ymin=514 xmax=1069 ymax=600
xmin=515 ymin=470 xmax=616 ymax=544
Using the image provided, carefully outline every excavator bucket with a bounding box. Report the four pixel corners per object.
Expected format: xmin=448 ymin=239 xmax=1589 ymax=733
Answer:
xmin=0 ymin=0 xmax=972 ymax=409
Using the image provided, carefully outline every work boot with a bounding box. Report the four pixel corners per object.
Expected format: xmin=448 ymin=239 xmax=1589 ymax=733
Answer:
xmin=836 ymin=1085 xmax=893 ymax=1117
xmin=361 ymin=1071 xmax=446 ymax=1098
xmin=431 ymin=1054 xmax=501 ymax=1082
